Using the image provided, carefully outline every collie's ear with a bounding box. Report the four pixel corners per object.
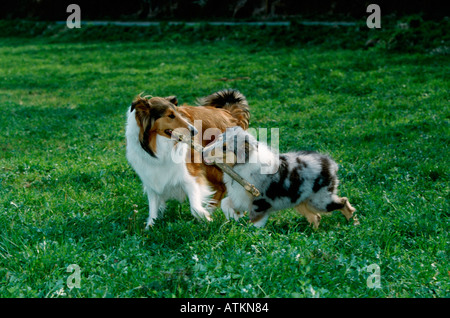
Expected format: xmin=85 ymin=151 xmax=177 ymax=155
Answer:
xmin=164 ymin=96 xmax=178 ymax=106
xmin=131 ymin=97 xmax=152 ymax=129
xmin=131 ymin=97 xmax=158 ymax=157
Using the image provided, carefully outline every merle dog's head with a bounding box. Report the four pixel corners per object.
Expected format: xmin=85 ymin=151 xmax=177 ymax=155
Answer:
xmin=203 ymin=126 xmax=257 ymax=166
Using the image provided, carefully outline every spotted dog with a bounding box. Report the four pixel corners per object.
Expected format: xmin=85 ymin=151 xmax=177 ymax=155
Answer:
xmin=203 ymin=126 xmax=357 ymax=228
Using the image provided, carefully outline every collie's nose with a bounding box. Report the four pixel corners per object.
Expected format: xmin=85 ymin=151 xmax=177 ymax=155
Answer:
xmin=189 ymin=124 xmax=198 ymax=136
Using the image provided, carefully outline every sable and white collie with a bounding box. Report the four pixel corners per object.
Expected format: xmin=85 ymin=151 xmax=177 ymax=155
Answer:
xmin=203 ymin=126 xmax=357 ymax=228
xmin=125 ymin=89 xmax=249 ymax=228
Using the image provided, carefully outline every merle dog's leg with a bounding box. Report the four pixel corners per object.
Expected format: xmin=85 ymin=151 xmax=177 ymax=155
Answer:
xmin=250 ymin=211 xmax=270 ymax=228
xmin=295 ymin=202 xmax=321 ymax=229
xmin=221 ymin=197 xmax=243 ymax=221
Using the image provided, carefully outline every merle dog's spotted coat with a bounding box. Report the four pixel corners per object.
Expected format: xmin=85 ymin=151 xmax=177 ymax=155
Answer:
xmin=203 ymin=127 xmax=357 ymax=228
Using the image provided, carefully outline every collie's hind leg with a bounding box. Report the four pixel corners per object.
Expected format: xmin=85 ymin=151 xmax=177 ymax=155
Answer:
xmin=295 ymin=202 xmax=321 ymax=229
xmin=212 ymin=183 xmax=227 ymax=207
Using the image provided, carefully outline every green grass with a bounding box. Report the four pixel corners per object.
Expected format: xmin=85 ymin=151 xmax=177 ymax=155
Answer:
xmin=0 ymin=37 xmax=448 ymax=298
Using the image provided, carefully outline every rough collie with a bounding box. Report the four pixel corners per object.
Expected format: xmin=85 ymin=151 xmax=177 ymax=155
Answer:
xmin=125 ymin=89 xmax=249 ymax=228
xmin=203 ymin=126 xmax=357 ymax=228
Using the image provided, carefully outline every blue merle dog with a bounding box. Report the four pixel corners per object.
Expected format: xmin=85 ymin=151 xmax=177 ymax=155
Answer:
xmin=203 ymin=126 xmax=357 ymax=228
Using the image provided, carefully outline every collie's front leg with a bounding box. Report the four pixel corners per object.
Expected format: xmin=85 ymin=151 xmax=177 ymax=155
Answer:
xmin=145 ymin=189 xmax=162 ymax=229
xmin=184 ymin=182 xmax=213 ymax=222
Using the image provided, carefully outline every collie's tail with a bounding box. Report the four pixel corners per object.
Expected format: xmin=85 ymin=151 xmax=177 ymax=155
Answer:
xmin=197 ymin=89 xmax=250 ymax=129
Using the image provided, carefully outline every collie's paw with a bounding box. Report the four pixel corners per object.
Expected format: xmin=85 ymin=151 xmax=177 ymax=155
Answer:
xmin=145 ymin=218 xmax=156 ymax=230
xmin=192 ymin=209 xmax=213 ymax=222
xmin=202 ymin=212 xmax=213 ymax=222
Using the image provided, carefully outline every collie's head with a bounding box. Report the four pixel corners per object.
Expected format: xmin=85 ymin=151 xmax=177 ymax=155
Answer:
xmin=130 ymin=95 xmax=198 ymax=157
xmin=203 ymin=126 xmax=257 ymax=166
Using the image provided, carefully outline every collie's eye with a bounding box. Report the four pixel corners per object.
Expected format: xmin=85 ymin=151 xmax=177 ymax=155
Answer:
xmin=168 ymin=114 xmax=175 ymax=119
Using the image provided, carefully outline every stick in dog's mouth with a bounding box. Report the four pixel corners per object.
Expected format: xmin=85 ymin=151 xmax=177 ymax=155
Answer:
xmin=165 ymin=129 xmax=173 ymax=137
xmin=170 ymin=130 xmax=260 ymax=197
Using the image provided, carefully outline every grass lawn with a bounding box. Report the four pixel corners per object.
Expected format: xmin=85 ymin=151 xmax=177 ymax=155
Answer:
xmin=0 ymin=37 xmax=448 ymax=298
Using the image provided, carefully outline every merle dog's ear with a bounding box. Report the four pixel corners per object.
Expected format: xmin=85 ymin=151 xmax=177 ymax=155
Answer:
xmin=164 ymin=96 xmax=178 ymax=106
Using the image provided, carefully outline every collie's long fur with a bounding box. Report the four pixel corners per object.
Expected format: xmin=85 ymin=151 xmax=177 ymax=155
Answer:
xmin=125 ymin=90 xmax=249 ymax=227
xmin=203 ymin=126 xmax=356 ymax=228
